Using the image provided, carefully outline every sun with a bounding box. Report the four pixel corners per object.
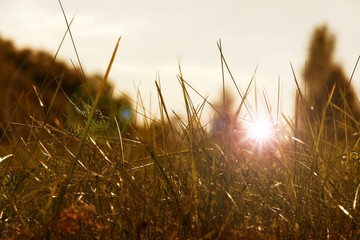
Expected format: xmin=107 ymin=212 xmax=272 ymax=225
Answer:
xmin=246 ymin=118 xmax=274 ymax=143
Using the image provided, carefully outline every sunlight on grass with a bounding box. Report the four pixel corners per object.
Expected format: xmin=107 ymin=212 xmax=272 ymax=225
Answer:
xmin=0 ymin=12 xmax=359 ymax=238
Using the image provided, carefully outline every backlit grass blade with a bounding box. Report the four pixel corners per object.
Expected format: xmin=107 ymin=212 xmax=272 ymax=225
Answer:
xmin=54 ymin=37 xmax=121 ymax=217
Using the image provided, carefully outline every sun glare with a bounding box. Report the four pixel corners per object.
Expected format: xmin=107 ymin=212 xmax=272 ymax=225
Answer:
xmin=246 ymin=118 xmax=274 ymax=143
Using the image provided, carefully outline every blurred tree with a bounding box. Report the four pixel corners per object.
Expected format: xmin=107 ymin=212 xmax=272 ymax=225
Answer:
xmin=0 ymin=37 xmax=133 ymax=143
xmin=296 ymin=25 xmax=360 ymax=140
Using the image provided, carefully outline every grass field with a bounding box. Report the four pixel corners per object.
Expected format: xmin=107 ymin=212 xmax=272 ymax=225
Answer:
xmin=0 ymin=18 xmax=359 ymax=240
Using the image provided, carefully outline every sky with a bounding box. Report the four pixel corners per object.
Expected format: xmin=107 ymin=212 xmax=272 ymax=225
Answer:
xmin=1 ymin=0 xmax=360 ymax=122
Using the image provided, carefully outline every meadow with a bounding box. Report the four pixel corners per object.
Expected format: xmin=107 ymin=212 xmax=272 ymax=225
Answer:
xmin=0 ymin=18 xmax=359 ymax=240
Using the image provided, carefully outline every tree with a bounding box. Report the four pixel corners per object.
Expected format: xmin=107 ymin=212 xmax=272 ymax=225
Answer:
xmin=296 ymin=25 xmax=360 ymax=140
xmin=0 ymin=37 xmax=133 ymax=143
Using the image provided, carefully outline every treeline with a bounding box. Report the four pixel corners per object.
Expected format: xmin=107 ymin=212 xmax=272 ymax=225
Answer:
xmin=0 ymin=36 xmax=132 ymax=143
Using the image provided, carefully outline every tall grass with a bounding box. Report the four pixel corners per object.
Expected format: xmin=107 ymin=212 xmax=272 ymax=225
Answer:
xmin=0 ymin=19 xmax=359 ymax=240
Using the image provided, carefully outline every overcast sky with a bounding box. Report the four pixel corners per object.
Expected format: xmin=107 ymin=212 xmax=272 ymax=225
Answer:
xmin=1 ymin=0 xmax=360 ymax=121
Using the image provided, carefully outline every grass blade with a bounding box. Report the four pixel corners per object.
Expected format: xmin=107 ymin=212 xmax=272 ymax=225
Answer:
xmin=54 ymin=37 xmax=121 ymax=217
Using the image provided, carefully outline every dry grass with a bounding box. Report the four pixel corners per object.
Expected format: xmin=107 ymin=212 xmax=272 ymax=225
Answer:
xmin=0 ymin=8 xmax=359 ymax=239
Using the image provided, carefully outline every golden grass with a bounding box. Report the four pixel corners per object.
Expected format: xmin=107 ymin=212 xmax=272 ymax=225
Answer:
xmin=0 ymin=6 xmax=359 ymax=238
